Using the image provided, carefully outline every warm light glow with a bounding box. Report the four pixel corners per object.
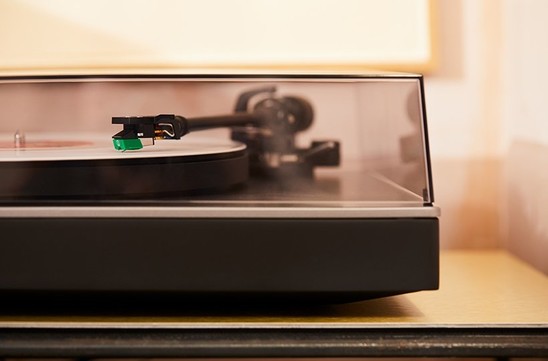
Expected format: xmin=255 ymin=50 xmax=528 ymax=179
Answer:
xmin=0 ymin=0 xmax=433 ymax=71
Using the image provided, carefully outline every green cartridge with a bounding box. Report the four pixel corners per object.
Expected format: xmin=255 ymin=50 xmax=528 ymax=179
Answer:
xmin=112 ymin=138 xmax=143 ymax=151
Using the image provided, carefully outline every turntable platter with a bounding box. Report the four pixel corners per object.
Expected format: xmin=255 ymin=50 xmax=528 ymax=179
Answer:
xmin=0 ymin=133 xmax=248 ymax=198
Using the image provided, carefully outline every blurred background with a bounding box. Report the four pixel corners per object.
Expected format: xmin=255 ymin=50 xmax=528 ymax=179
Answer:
xmin=0 ymin=0 xmax=546 ymax=272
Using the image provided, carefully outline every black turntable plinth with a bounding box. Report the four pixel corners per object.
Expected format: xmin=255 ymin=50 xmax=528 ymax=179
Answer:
xmin=0 ymin=214 xmax=438 ymax=303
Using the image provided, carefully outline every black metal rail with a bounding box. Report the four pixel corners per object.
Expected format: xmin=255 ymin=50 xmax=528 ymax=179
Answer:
xmin=1 ymin=327 xmax=547 ymax=358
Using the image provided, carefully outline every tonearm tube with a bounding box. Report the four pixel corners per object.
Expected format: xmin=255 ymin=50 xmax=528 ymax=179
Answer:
xmin=112 ymin=86 xmax=340 ymax=176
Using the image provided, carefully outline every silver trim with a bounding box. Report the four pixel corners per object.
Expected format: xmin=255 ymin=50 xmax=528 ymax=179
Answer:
xmin=0 ymin=205 xmax=440 ymax=218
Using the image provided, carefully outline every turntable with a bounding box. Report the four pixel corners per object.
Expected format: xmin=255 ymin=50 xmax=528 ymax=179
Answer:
xmin=0 ymin=73 xmax=439 ymax=302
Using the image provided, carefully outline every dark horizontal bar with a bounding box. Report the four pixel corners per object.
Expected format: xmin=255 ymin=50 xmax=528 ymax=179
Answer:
xmin=1 ymin=327 xmax=546 ymax=358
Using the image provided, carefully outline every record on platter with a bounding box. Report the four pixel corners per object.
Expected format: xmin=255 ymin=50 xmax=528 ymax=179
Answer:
xmin=0 ymin=133 xmax=248 ymax=198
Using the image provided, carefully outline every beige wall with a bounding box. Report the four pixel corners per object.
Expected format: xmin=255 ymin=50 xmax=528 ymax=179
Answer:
xmin=499 ymin=0 xmax=548 ymax=273
xmin=426 ymin=0 xmax=548 ymax=272
xmin=0 ymin=0 xmax=433 ymax=71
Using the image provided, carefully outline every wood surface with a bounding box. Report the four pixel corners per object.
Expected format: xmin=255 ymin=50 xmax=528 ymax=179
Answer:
xmin=0 ymin=250 xmax=546 ymax=329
